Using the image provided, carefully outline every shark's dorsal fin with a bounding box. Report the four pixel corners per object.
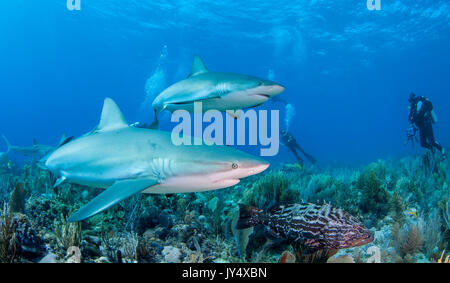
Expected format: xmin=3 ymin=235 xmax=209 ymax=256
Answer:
xmin=188 ymin=55 xmax=208 ymax=78
xmin=56 ymin=133 xmax=74 ymax=147
xmin=58 ymin=133 xmax=67 ymax=145
xmin=58 ymin=136 xmax=75 ymax=147
xmin=97 ymin=98 xmax=128 ymax=132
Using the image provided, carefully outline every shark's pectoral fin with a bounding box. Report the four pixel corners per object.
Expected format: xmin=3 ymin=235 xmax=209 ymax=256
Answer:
xmin=149 ymin=109 xmax=159 ymax=129
xmin=68 ymin=178 xmax=159 ymax=222
xmin=53 ymin=176 xmax=66 ymax=188
xmin=149 ymin=120 xmax=159 ymax=130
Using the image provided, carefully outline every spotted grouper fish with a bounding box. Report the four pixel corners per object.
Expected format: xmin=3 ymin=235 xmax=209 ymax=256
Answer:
xmin=236 ymin=203 xmax=373 ymax=258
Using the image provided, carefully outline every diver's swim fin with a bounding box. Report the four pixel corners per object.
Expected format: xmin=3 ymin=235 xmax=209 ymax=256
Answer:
xmin=304 ymin=153 xmax=317 ymax=165
xmin=68 ymin=178 xmax=159 ymax=222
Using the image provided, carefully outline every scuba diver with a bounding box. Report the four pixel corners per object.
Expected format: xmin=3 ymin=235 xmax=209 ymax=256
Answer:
xmin=280 ymin=130 xmax=316 ymax=165
xmin=407 ymin=92 xmax=445 ymax=155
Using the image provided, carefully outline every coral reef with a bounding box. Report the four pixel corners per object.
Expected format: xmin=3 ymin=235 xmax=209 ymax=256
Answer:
xmin=0 ymin=152 xmax=448 ymax=263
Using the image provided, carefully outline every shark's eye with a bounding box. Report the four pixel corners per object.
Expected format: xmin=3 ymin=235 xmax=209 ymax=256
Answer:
xmin=232 ymin=163 xmax=239 ymax=169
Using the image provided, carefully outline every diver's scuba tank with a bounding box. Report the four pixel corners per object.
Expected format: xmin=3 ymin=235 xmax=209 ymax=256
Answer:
xmin=419 ymin=97 xmax=438 ymax=124
xmin=431 ymin=110 xmax=438 ymax=124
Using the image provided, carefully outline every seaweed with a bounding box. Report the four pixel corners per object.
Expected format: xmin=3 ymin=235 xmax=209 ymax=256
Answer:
xmin=242 ymin=170 xmax=298 ymax=210
xmin=357 ymin=168 xmax=390 ymax=219
xmin=390 ymin=191 xmax=405 ymax=225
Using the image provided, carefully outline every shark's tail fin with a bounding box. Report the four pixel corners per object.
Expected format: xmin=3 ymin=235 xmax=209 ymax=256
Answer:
xmin=2 ymin=135 xmax=11 ymax=153
xmin=236 ymin=204 xmax=264 ymax=229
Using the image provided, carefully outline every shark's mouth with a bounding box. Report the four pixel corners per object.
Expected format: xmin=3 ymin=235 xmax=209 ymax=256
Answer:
xmin=168 ymin=101 xmax=194 ymax=105
xmin=213 ymin=178 xmax=240 ymax=184
xmin=165 ymin=97 xmax=221 ymax=106
xmin=252 ymin=93 xmax=271 ymax=99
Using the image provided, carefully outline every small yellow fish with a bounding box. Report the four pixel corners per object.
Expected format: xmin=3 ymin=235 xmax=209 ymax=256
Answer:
xmin=7 ymin=161 xmax=12 ymax=169
xmin=405 ymin=211 xmax=417 ymax=217
xmin=285 ymin=163 xmax=303 ymax=171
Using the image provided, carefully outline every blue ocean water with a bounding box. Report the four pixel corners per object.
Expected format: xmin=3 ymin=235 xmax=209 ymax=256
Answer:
xmin=0 ymin=0 xmax=449 ymax=164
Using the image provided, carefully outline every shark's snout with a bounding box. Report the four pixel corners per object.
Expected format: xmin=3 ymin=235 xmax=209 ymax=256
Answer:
xmin=237 ymin=159 xmax=270 ymax=178
xmin=263 ymin=83 xmax=285 ymax=97
xmin=247 ymin=162 xmax=270 ymax=175
xmin=44 ymin=155 xmax=57 ymax=172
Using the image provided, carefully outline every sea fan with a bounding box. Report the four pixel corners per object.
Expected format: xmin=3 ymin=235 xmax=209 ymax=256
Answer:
xmin=400 ymin=224 xmax=424 ymax=257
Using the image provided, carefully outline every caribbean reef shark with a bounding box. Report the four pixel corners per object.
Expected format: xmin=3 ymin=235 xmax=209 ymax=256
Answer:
xmin=0 ymin=137 xmax=10 ymax=165
xmin=43 ymin=98 xmax=269 ymax=222
xmin=2 ymin=135 xmax=72 ymax=160
xmin=151 ymin=55 xmax=285 ymax=127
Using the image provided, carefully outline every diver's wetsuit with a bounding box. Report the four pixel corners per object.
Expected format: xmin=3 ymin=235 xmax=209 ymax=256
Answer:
xmin=408 ymin=96 xmax=443 ymax=152
xmin=280 ymin=130 xmax=316 ymax=165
